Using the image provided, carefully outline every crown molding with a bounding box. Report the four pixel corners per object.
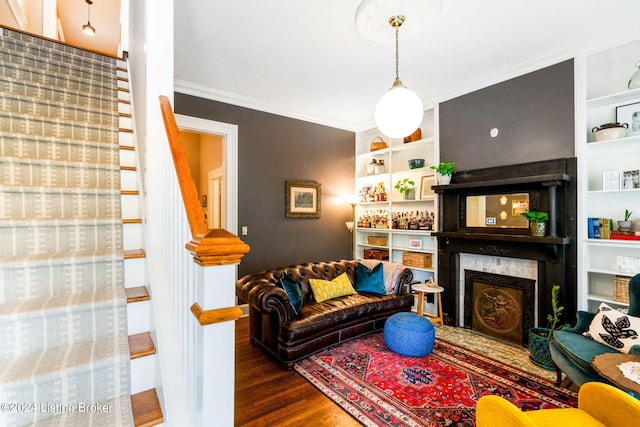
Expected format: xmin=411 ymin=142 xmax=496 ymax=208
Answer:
xmin=174 ymin=80 xmax=357 ymax=132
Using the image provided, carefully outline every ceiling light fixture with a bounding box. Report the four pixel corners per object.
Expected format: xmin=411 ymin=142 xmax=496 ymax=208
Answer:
xmin=374 ymin=15 xmax=423 ymax=138
xmin=82 ymin=0 xmax=95 ymax=36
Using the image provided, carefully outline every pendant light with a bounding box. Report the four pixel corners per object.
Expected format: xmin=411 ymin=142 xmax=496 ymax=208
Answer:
xmin=374 ymin=15 xmax=423 ymax=139
xmin=82 ymin=0 xmax=96 ymax=36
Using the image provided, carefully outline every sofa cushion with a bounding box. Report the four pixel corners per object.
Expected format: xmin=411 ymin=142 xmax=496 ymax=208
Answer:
xmin=280 ymin=292 xmax=414 ymax=345
xmin=309 ymin=272 xmax=356 ymax=303
xmin=355 ymin=262 xmax=386 ymax=295
xmin=279 ymin=272 xmax=303 ymax=316
xmin=586 ymin=303 xmax=640 ymax=353
xmin=553 ymin=330 xmax=619 ymax=376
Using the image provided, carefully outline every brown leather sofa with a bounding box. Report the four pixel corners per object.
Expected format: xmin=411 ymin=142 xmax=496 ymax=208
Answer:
xmin=236 ymin=260 xmax=414 ymax=369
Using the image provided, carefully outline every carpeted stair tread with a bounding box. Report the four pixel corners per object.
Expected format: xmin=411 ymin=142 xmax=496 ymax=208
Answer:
xmin=31 ymin=395 xmax=134 ymax=427
xmin=0 ymin=154 xmax=119 ymax=170
xmin=1 ymin=92 xmax=118 ymax=127
xmin=0 ymin=71 xmax=115 ymax=100
xmin=1 ymin=28 xmax=117 ymax=65
xmin=0 ymin=111 xmax=118 ymax=144
xmin=0 ymin=155 xmax=121 ymax=189
xmin=0 ymin=217 xmax=122 ymax=228
xmin=0 ymin=248 xmax=124 ymax=269
xmin=0 ymin=287 xmax=126 ymax=323
xmin=0 ymin=77 xmax=116 ymax=111
xmin=0 ymin=36 xmax=115 ymax=75
xmin=0 ymin=336 xmax=130 ymax=426
xmin=0 ymin=131 xmax=121 ymax=163
xmin=0 ymin=220 xmax=123 ymax=258
xmin=0 ymin=64 xmax=115 ymax=99
xmin=0 ymin=183 xmax=120 ymax=195
xmin=0 ymin=54 xmax=117 ymax=90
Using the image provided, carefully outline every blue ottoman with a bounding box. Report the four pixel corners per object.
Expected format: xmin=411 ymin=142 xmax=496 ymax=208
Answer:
xmin=384 ymin=312 xmax=435 ymax=357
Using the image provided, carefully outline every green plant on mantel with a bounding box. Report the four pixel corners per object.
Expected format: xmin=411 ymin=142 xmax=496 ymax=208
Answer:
xmin=394 ymin=178 xmax=415 ymax=196
xmin=430 ymin=162 xmax=456 ymax=176
xmin=521 ymin=211 xmax=549 ymax=223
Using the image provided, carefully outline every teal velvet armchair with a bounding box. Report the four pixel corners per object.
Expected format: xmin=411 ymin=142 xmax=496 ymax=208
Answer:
xmin=549 ymin=274 xmax=640 ymax=387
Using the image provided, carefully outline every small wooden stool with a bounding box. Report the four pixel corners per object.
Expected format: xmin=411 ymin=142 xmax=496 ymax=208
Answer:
xmin=413 ymin=282 xmax=444 ymax=326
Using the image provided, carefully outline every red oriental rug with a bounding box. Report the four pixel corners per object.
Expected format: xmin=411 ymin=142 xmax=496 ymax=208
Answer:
xmin=294 ymin=332 xmax=577 ymax=426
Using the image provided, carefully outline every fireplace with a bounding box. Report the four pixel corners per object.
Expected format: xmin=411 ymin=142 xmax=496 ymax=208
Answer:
xmin=465 ymin=270 xmax=535 ymax=346
xmin=433 ymin=158 xmax=578 ymax=345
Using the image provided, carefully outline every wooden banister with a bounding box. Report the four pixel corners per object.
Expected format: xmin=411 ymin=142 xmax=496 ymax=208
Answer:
xmin=159 ymin=95 xmax=208 ymax=237
xmin=159 ymin=95 xmax=250 ymax=265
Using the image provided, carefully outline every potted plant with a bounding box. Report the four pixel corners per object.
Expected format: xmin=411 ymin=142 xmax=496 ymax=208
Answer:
xmin=618 ymin=209 xmax=634 ymax=231
xmin=529 ymin=284 xmax=570 ymax=370
xmin=521 ymin=211 xmax=549 ymax=237
xmin=430 ymin=162 xmax=456 ymax=185
xmin=394 ymin=178 xmax=416 ymax=200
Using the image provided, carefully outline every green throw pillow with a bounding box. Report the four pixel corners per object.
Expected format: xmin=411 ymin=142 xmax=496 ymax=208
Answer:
xmin=355 ymin=262 xmax=386 ymax=295
xmin=279 ymin=272 xmax=303 ymax=315
xmin=309 ymin=272 xmax=356 ymax=303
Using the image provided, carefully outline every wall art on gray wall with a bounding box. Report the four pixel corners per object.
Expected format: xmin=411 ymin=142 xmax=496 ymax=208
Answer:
xmin=285 ymin=180 xmax=321 ymax=218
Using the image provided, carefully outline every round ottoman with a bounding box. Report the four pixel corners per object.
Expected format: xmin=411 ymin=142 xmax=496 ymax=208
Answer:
xmin=384 ymin=312 xmax=435 ymax=357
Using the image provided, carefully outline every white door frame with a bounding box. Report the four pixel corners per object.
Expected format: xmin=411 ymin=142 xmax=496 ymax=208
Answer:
xmin=175 ymin=114 xmax=238 ymax=236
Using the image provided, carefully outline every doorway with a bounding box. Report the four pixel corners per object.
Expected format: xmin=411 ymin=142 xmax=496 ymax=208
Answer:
xmin=175 ymin=114 xmax=238 ymax=235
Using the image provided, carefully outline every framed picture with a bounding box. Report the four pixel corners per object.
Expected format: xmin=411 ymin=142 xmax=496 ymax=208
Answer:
xmin=616 ymin=102 xmax=640 ymax=135
xmin=603 ymin=171 xmax=622 ymax=191
xmin=408 ymin=239 xmax=422 ymax=249
xmin=623 ymin=170 xmax=640 ymax=189
xmin=420 ymin=175 xmax=435 ymax=199
xmin=285 ymin=180 xmax=321 ymax=218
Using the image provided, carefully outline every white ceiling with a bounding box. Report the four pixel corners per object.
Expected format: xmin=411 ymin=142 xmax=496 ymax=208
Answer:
xmin=51 ymin=1 xmax=640 ymax=132
xmin=173 ymin=0 xmax=640 ymax=132
xmin=57 ymin=0 xmax=121 ymax=56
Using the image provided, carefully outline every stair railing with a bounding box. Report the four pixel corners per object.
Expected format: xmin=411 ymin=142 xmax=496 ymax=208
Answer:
xmin=158 ymin=95 xmax=249 ymax=426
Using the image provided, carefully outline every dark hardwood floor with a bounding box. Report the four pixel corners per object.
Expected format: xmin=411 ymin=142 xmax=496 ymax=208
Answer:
xmin=235 ymin=316 xmax=361 ymax=427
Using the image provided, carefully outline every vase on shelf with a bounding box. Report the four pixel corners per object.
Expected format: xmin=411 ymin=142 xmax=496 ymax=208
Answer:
xmin=438 ymin=174 xmax=452 ymax=185
xmin=629 ymin=60 xmax=640 ymax=90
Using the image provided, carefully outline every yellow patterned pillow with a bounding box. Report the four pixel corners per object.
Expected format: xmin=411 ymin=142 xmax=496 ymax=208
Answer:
xmin=309 ymin=272 xmax=356 ymax=303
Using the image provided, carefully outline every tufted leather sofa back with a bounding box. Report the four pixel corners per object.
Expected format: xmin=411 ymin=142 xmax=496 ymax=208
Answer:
xmin=237 ymin=260 xmax=356 ymax=302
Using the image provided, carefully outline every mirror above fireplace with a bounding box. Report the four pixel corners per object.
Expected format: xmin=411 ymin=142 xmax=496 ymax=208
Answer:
xmin=466 ymin=193 xmax=529 ymax=229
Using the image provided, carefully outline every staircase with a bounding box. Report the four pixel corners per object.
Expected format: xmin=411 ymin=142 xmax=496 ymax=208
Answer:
xmin=0 ymin=27 xmax=162 ymax=426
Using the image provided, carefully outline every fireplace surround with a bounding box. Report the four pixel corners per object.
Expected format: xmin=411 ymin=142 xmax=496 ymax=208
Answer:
xmin=433 ymin=158 xmax=577 ymax=344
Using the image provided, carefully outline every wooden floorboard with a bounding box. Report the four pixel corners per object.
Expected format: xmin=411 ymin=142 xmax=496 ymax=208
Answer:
xmin=235 ymin=316 xmax=360 ymax=427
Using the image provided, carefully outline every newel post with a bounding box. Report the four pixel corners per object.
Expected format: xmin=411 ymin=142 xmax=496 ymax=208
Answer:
xmin=186 ymin=229 xmax=250 ymax=427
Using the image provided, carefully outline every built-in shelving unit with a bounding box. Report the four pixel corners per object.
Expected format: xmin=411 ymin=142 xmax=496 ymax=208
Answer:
xmin=354 ymin=110 xmax=439 ymax=314
xmin=579 ymin=39 xmax=640 ymax=311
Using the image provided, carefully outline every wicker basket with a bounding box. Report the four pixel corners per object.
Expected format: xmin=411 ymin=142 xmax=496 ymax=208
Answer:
xmin=370 ymin=136 xmax=388 ymax=152
xmin=402 ymin=252 xmax=432 ymax=269
xmin=613 ymin=275 xmax=631 ymax=303
xmin=367 ymin=235 xmax=388 ymax=246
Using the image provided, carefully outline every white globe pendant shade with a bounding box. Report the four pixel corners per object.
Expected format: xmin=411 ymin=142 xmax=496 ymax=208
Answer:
xmin=375 ymin=79 xmax=424 ymax=138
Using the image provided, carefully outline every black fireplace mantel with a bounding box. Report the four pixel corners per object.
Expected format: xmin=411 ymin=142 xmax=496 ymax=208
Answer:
xmin=433 ymin=158 xmax=578 ymax=330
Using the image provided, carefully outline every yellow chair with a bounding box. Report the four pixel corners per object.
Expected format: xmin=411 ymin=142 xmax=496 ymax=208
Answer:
xmin=476 ymin=382 xmax=640 ymax=427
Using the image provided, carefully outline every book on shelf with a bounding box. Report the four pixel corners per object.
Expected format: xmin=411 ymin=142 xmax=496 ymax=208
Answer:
xmin=587 ymin=217 xmax=613 ymax=239
xmin=610 ymin=230 xmax=640 ymax=241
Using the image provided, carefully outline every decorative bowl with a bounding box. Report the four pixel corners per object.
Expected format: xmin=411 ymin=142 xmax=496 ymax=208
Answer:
xmin=592 ymin=122 xmax=628 ymax=141
xmin=408 ymin=159 xmax=425 ymax=169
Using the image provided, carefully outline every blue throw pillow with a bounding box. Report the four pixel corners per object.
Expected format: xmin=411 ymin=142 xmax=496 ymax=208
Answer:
xmin=279 ymin=272 xmax=303 ymax=315
xmin=355 ymin=262 xmax=386 ymax=295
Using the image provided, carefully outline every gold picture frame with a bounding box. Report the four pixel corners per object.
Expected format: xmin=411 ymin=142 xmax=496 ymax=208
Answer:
xmin=285 ymin=180 xmax=321 ymax=218
xmin=420 ymin=175 xmax=435 ymax=199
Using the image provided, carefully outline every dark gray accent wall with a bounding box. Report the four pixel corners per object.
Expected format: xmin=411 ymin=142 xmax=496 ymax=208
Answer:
xmin=440 ymin=59 xmax=575 ymax=170
xmin=174 ymin=94 xmax=355 ymax=277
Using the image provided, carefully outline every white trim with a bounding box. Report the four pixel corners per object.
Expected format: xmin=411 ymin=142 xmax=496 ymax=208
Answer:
xmin=175 ymin=79 xmax=356 ymax=132
xmin=175 ymin=114 xmax=239 ymax=236
xmin=7 ymin=0 xmax=27 ymax=29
